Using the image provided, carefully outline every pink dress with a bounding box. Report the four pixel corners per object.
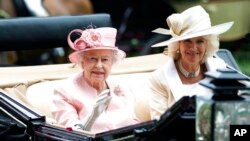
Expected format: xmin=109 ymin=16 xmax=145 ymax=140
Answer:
xmin=51 ymin=72 xmax=140 ymax=133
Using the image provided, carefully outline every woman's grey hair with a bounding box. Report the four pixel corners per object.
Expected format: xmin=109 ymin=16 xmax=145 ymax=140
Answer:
xmin=75 ymin=50 xmax=121 ymax=67
xmin=163 ymin=34 xmax=219 ymax=63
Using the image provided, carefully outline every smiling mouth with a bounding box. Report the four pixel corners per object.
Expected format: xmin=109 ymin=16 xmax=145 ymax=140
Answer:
xmin=187 ymin=51 xmax=199 ymax=56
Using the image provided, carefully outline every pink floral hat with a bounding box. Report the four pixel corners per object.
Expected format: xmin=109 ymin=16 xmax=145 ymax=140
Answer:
xmin=67 ymin=27 xmax=126 ymax=63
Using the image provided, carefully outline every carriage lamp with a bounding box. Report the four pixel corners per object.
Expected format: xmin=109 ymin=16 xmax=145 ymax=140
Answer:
xmin=196 ymin=68 xmax=250 ymax=141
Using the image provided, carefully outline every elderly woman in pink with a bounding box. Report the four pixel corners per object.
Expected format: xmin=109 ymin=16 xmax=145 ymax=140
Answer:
xmin=51 ymin=27 xmax=140 ymax=133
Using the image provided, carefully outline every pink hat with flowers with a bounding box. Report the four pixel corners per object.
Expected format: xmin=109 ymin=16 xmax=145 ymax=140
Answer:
xmin=67 ymin=27 xmax=126 ymax=63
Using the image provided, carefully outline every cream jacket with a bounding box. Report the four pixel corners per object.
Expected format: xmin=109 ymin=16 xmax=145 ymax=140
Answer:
xmin=149 ymin=57 xmax=227 ymax=119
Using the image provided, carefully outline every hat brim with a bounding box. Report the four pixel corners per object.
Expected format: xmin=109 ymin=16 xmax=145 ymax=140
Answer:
xmin=152 ymin=21 xmax=234 ymax=47
xmin=69 ymin=47 xmax=126 ymax=63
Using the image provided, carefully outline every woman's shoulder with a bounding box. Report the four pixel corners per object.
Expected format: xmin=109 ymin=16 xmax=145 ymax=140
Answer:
xmin=150 ymin=58 xmax=173 ymax=83
xmin=55 ymin=72 xmax=84 ymax=89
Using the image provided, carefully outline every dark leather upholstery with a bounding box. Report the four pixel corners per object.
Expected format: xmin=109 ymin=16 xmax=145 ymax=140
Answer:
xmin=0 ymin=13 xmax=111 ymax=51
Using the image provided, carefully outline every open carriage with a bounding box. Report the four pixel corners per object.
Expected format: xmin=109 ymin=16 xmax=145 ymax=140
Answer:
xmin=0 ymin=13 xmax=248 ymax=141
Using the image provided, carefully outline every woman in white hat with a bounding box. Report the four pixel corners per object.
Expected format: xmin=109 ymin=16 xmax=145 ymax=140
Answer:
xmin=148 ymin=5 xmax=234 ymax=119
xmin=51 ymin=27 xmax=140 ymax=133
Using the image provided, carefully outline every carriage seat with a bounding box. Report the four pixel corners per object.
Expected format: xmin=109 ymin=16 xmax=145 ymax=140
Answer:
xmin=0 ymin=53 xmax=169 ymax=123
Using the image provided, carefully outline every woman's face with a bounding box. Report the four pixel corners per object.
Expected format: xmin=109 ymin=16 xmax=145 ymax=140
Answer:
xmin=179 ymin=36 xmax=207 ymax=65
xmin=82 ymin=49 xmax=114 ymax=84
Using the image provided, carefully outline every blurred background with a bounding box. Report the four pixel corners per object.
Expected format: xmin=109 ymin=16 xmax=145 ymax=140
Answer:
xmin=0 ymin=0 xmax=249 ymax=75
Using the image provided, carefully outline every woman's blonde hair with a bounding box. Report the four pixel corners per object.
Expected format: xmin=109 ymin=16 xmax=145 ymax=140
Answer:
xmin=163 ymin=35 xmax=219 ymax=63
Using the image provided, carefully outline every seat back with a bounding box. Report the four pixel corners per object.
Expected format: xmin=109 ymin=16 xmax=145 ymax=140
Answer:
xmin=0 ymin=14 xmax=111 ymax=51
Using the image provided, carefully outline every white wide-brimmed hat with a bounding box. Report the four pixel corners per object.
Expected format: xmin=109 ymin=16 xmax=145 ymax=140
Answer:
xmin=151 ymin=5 xmax=234 ymax=47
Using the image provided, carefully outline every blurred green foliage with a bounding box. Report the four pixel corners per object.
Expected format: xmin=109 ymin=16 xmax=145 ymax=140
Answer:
xmin=220 ymin=40 xmax=250 ymax=76
xmin=233 ymin=50 xmax=250 ymax=76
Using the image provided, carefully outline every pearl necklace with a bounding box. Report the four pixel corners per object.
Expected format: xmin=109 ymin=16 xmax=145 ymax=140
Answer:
xmin=177 ymin=60 xmax=200 ymax=78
